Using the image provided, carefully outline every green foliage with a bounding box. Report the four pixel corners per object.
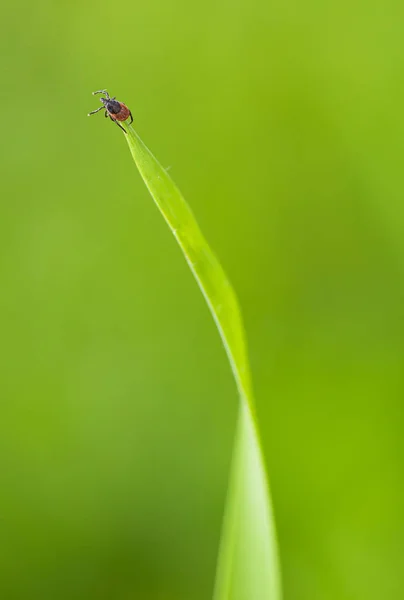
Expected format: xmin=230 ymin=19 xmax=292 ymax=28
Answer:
xmin=2 ymin=2 xmax=404 ymax=597
xmin=123 ymin=122 xmax=282 ymax=600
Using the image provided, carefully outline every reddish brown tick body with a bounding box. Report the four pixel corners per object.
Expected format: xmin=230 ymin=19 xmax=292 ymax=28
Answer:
xmin=110 ymin=102 xmax=130 ymax=122
xmin=88 ymin=89 xmax=133 ymax=134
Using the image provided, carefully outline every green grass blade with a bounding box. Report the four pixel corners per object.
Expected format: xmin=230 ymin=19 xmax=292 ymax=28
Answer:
xmin=122 ymin=120 xmax=282 ymax=600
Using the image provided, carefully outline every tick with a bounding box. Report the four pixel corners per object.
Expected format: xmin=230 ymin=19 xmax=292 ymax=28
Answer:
xmin=88 ymin=89 xmax=133 ymax=133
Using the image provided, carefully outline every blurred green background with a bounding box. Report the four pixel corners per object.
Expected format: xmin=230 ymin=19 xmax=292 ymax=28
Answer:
xmin=1 ymin=0 xmax=403 ymax=598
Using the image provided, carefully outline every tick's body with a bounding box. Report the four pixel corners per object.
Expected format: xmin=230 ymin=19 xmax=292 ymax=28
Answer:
xmin=88 ymin=90 xmax=133 ymax=133
xmin=105 ymin=99 xmax=131 ymax=121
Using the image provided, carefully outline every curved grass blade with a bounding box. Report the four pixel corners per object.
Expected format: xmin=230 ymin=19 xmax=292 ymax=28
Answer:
xmin=121 ymin=120 xmax=282 ymax=600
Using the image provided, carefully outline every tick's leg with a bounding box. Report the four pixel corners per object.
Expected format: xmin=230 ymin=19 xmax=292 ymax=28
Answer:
xmin=110 ymin=116 xmax=127 ymax=134
xmin=129 ymin=111 xmax=133 ymax=125
xmin=105 ymin=110 xmax=108 ymax=118
xmin=88 ymin=105 xmax=104 ymax=116
xmin=115 ymin=121 xmax=127 ymax=134
xmin=92 ymin=89 xmax=109 ymax=98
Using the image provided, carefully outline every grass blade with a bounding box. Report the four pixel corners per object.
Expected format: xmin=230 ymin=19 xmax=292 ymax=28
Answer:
xmin=122 ymin=120 xmax=282 ymax=600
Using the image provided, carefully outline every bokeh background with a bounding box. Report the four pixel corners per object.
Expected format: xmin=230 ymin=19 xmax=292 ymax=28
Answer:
xmin=1 ymin=1 xmax=403 ymax=598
